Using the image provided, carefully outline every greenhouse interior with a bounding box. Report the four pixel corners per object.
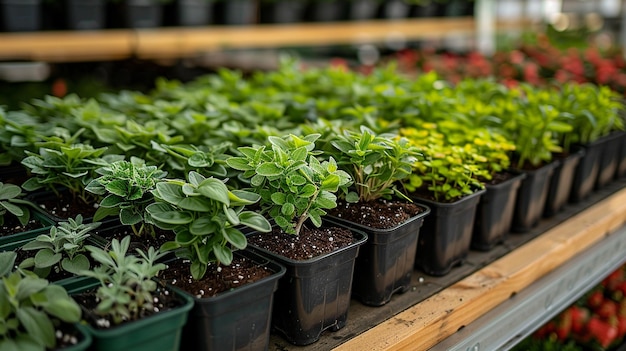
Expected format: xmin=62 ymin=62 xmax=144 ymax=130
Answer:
xmin=2 ymin=0 xmax=626 ymax=350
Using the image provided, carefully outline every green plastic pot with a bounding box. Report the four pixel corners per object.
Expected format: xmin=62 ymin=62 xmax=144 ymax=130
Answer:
xmin=73 ymin=281 xmax=193 ymax=351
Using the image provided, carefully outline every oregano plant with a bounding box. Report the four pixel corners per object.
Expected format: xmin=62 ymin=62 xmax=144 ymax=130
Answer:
xmin=226 ymin=133 xmax=353 ymax=235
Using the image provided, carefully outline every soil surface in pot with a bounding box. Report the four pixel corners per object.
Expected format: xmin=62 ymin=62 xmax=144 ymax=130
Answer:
xmin=54 ymin=321 xmax=85 ymax=349
xmin=328 ymin=199 xmax=424 ymax=229
xmin=1 ymin=216 xmax=45 ymax=236
xmin=247 ymin=225 xmax=356 ymax=260
xmin=73 ymin=285 xmax=184 ymax=329
xmin=36 ymin=191 xmax=98 ymax=220
xmin=161 ymin=255 xmax=273 ymax=298
xmin=481 ymin=171 xmax=517 ymax=186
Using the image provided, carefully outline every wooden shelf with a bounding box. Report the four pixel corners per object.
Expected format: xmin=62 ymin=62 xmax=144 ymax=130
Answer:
xmin=0 ymin=17 xmax=488 ymax=63
xmin=266 ymin=180 xmax=626 ymax=350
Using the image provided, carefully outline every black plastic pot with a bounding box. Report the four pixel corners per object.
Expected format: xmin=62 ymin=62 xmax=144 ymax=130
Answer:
xmin=1 ymin=0 xmax=41 ymax=32
xmin=543 ymin=147 xmax=585 ymax=218
xmin=511 ymin=161 xmax=559 ymax=233
xmin=379 ymin=0 xmax=410 ymax=19
xmin=122 ymin=0 xmax=163 ymax=28
xmin=347 ymin=0 xmax=379 ymax=20
xmin=176 ymin=0 xmax=213 ymax=26
xmin=217 ymin=0 xmax=256 ymax=25
xmin=472 ymin=171 xmax=526 ymax=251
xmin=330 ymin=203 xmax=430 ymax=306
xmin=617 ymin=131 xmax=626 ymax=179
xmin=246 ymin=223 xmax=367 ymax=346
xmin=412 ymin=188 xmax=485 ymax=277
xmin=410 ymin=2 xmax=441 ymax=17
xmin=308 ymin=1 xmax=346 ymax=22
xmin=259 ymin=0 xmax=306 ymax=24
xmin=179 ymin=250 xmax=286 ymax=351
xmin=570 ymin=134 xmax=613 ymax=203
xmin=595 ymin=131 xmax=623 ymax=189
xmin=66 ymin=0 xmax=105 ymax=30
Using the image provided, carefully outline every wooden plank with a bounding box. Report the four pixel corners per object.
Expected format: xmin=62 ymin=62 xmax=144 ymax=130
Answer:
xmin=334 ymin=187 xmax=626 ymax=351
xmin=134 ymin=18 xmax=476 ymax=59
xmin=0 ymin=30 xmax=133 ymax=62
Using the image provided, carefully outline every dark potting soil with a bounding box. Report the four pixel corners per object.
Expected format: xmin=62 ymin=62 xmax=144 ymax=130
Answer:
xmin=161 ymin=255 xmax=273 ymax=298
xmin=1 ymin=216 xmax=45 ymax=236
xmin=36 ymin=192 xmax=98 ymax=221
xmin=73 ymin=285 xmax=184 ymax=329
xmin=247 ymin=225 xmax=356 ymax=260
xmin=94 ymin=226 xmax=175 ymax=255
xmin=481 ymin=170 xmax=517 ymax=186
xmin=54 ymin=321 xmax=85 ymax=349
xmin=328 ymin=198 xmax=425 ymax=229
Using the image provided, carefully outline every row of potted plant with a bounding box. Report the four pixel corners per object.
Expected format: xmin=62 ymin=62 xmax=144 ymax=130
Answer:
xmin=1 ymin=59 xmax=625 ymax=349
xmin=0 ymin=0 xmax=473 ymax=32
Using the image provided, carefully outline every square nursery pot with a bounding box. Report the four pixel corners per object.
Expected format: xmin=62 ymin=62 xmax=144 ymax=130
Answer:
xmin=246 ymin=223 xmax=367 ymax=346
xmin=543 ymin=147 xmax=585 ymax=218
xmin=330 ymin=203 xmax=430 ymax=306
xmin=617 ymin=131 xmax=626 ymax=179
xmin=1 ymin=0 xmax=41 ymax=32
xmin=176 ymin=0 xmax=213 ymax=26
xmin=307 ymin=1 xmax=347 ymax=22
xmin=178 ymin=250 xmax=286 ymax=351
xmin=472 ymin=171 xmax=526 ymax=251
xmin=66 ymin=0 xmax=106 ymax=30
xmin=216 ymin=0 xmax=256 ymax=25
xmin=347 ymin=0 xmax=379 ymax=20
xmin=120 ymin=0 xmax=164 ymax=28
xmin=511 ymin=161 xmax=559 ymax=233
xmin=595 ymin=131 xmax=623 ymax=189
xmin=411 ymin=188 xmax=485 ymax=277
xmin=570 ymin=133 xmax=619 ymax=203
xmin=379 ymin=0 xmax=411 ymax=19
xmin=71 ymin=280 xmax=194 ymax=351
xmin=260 ymin=0 xmax=306 ymax=24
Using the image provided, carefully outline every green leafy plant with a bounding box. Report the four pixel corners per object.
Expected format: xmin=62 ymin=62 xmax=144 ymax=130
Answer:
xmin=400 ymin=124 xmax=486 ymax=202
xmin=0 ymin=251 xmax=82 ymax=351
xmin=20 ymin=129 xmax=123 ymax=205
xmin=328 ymin=125 xmax=418 ymax=203
xmin=78 ymin=236 xmax=167 ymax=326
xmin=0 ymin=182 xmax=33 ymax=226
xmin=226 ymin=133 xmax=352 ymax=235
xmin=85 ymin=158 xmax=167 ymax=237
xmin=19 ymin=214 xmax=101 ymax=278
xmin=146 ymin=171 xmax=271 ymax=280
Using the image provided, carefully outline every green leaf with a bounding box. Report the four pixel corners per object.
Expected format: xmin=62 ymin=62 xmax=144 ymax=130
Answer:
xmin=223 ymin=227 xmax=247 ymax=249
xmin=33 ymin=250 xmax=61 ymax=269
xmin=224 ymin=206 xmax=239 ymax=225
xmin=16 ymin=307 xmax=55 ymax=349
xmin=0 ymin=252 xmax=16 ymax=277
xmin=198 ymin=178 xmax=230 ymax=205
xmin=291 ymin=146 xmax=308 ymax=162
xmin=239 ymin=211 xmax=271 ymax=232
xmin=61 ymin=255 xmax=90 ymax=275
xmin=119 ymin=208 xmax=142 ymax=225
xmin=99 ymin=194 xmax=125 ymax=208
xmin=271 ymin=192 xmax=286 ymax=205
xmin=213 ymin=244 xmax=233 ymax=265
xmin=0 ymin=184 xmax=21 ymax=200
xmin=225 ymin=157 xmax=253 ymax=171
xmin=0 ymin=202 xmax=23 ymax=218
xmin=256 ymin=162 xmax=282 ymax=176
xmin=190 ymin=261 xmax=207 ymax=280
xmin=149 ymin=209 xmax=193 ymax=225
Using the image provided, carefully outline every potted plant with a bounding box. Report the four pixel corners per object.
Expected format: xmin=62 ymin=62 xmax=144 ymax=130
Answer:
xmin=85 ymin=157 xmax=168 ymax=237
xmin=71 ymin=236 xmax=193 ymax=351
xmin=400 ymin=123 xmax=486 ymax=276
xmin=214 ymin=0 xmax=256 ymax=25
xmin=324 ymin=125 xmax=430 ymax=306
xmin=0 ymin=251 xmax=90 ymax=351
xmin=557 ymin=84 xmax=626 ymax=202
xmin=226 ymin=133 xmax=367 ymax=345
xmin=146 ymin=170 xmax=285 ymax=351
xmin=20 ymin=129 xmax=124 ymax=222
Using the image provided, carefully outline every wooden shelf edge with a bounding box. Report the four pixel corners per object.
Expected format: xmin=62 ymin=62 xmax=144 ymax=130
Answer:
xmin=334 ymin=187 xmax=626 ymax=351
